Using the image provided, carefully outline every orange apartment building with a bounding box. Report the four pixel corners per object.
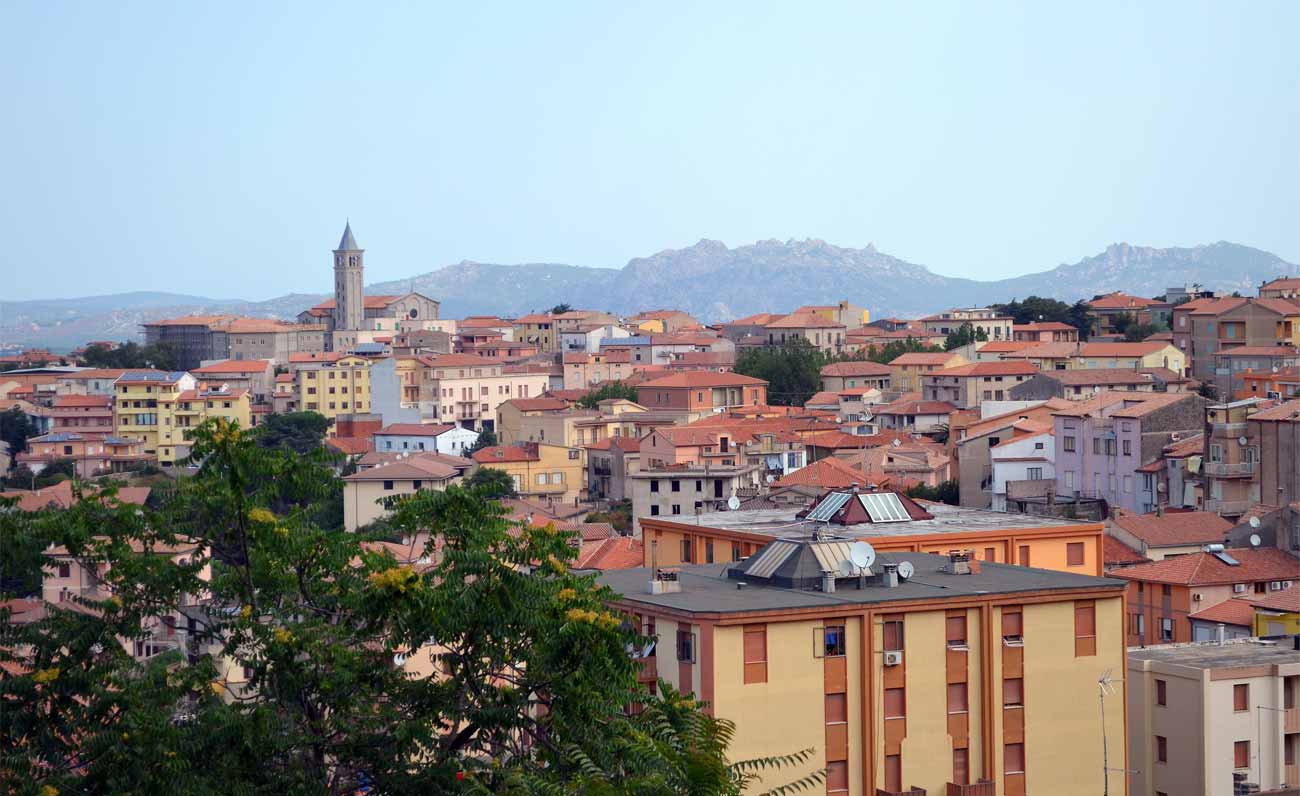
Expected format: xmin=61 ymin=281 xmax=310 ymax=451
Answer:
xmin=635 ymin=372 xmax=768 ymax=419
xmin=48 ymin=394 xmax=115 ymax=436
xmin=639 ymin=487 xmax=1107 ymax=577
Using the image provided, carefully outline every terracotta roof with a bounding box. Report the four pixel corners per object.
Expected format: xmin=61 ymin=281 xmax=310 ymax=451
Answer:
xmin=575 ymin=536 xmax=644 ymax=570
xmin=1111 ymin=547 xmax=1300 ymax=586
xmin=805 ymin=391 xmax=842 ymax=407
xmin=1186 ymin=296 xmax=1248 ymax=315
xmin=0 ymin=481 xmax=150 ymax=511
xmin=325 ymin=437 xmax=372 ymax=456
xmin=343 ymin=454 xmax=462 ymax=481
xmin=1087 ymin=292 xmax=1161 ymax=310
xmin=1103 ymin=535 xmax=1149 ymax=567
xmin=873 ymin=399 xmax=957 ymax=416
xmin=513 ymin=313 xmax=553 ymax=324
xmin=310 ymin=295 xmax=402 ymax=311
xmin=376 ymin=423 xmax=456 ymax=437
xmin=764 ymin=312 xmax=845 ymax=330
xmin=1213 ymin=345 xmax=1299 ymax=357
xmin=1251 ymin=298 xmax=1300 ymax=315
xmin=1013 ymin=322 xmax=1077 ymax=332
xmin=927 ymin=361 xmax=1039 ymax=378
xmin=726 ymin=312 xmax=783 ymax=326
xmin=52 ymin=395 xmax=113 ymax=408
xmin=773 ymin=457 xmax=868 ymax=489
xmin=220 ymin=319 xmax=324 ymax=334
xmin=1261 ymin=277 xmax=1300 ymax=291
xmin=1247 ymin=399 xmax=1300 ymax=421
xmin=889 ymin=352 xmax=958 ymax=366
xmin=1163 ymin=433 xmax=1204 ymax=457
xmin=798 ymin=430 xmax=871 ymax=449
xmin=978 ymin=341 xmax=1039 ymax=353
xmin=1079 ymin=341 xmax=1172 ymax=357
xmin=142 ymin=314 xmax=235 ymax=327
xmin=472 ymin=445 xmax=540 ymax=464
xmin=1001 ymin=342 xmax=1079 ymax=360
xmin=636 ymin=372 xmax=767 ymax=389
xmin=1250 ymin=587 xmax=1300 ymax=613
xmin=418 ymin=353 xmax=505 ymax=368
xmin=192 ymin=359 xmax=273 ymax=374
xmin=1111 ymin=509 xmax=1232 ymax=548
xmin=503 ymin=397 xmax=572 ymax=412
xmin=543 ymin=388 xmax=594 ymax=402
xmin=1188 ymin=597 xmax=1259 ymax=627
xmin=821 ymin=361 xmax=892 ymax=377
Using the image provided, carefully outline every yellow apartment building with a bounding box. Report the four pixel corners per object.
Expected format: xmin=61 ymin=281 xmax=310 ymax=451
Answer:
xmin=293 ymin=354 xmax=371 ymax=428
xmin=602 ymin=540 xmax=1128 ymax=796
xmin=639 ymin=488 xmax=1106 ymax=577
xmin=889 ymin=352 xmax=968 ymax=393
xmin=113 ymin=371 xmax=252 ymax=464
xmin=470 ymin=442 xmax=586 ymax=503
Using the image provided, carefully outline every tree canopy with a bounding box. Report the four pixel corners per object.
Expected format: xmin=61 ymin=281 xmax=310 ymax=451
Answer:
xmin=0 ymin=419 xmax=818 ymax=795
xmin=944 ymin=322 xmax=987 ymax=351
xmin=989 ymin=296 xmax=1093 ymax=340
xmin=464 ymin=465 xmax=517 ymax=498
xmin=80 ymin=341 xmax=179 ymax=371
xmin=464 ymin=429 xmax=497 ymax=456
xmin=733 ymin=340 xmax=828 ymax=407
xmin=549 ymin=303 xmax=574 ymax=315
xmin=254 ymin=411 xmax=333 ymax=455
xmin=577 ymin=381 xmax=639 ymax=408
xmin=0 ymin=406 xmax=40 ymax=461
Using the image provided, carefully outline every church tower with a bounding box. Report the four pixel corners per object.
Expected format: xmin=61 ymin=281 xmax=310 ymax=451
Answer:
xmin=333 ymin=221 xmax=364 ymax=332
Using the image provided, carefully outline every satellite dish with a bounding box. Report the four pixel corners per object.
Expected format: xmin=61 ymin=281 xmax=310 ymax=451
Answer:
xmin=1249 ymin=533 xmax=1262 ymax=547
xmin=849 ymin=541 xmax=876 ymax=569
xmin=393 ymin=653 xmax=407 ymax=667
xmin=765 ymin=475 xmax=775 ymax=484
xmin=726 ymin=495 xmax=741 ymax=511
xmin=891 ymin=439 xmax=902 ymax=448
xmin=897 ymin=561 xmax=915 ymax=581
xmin=1238 ymin=436 xmax=1248 ymax=447
xmin=838 ymin=558 xmax=855 ymax=577
xmin=1249 ymin=516 xmax=1261 ymax=529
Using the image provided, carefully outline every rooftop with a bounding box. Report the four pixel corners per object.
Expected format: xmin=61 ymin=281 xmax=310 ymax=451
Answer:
xmin=1110 ymin=547 xmax=1300 ymax=586
xmin=636 ymin=371 xmax=767 ymax=389
xmin=820 ymin=361 xmax=892 ymax=378
xmin=376 ymin=423 xmax=456 ymax=437
xmin=1128 ymin=638 xmax=1300 ymax=670
xmin=599 ymin=550 xmax=1124 ymax=616
xmin=1110 ymin=509 xmax=1232 ymax=548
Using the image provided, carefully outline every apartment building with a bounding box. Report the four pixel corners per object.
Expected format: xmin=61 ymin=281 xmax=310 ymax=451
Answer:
xmin=471 ymin=442 xmax=586 ymax=503
xmin=586 ymin=435 xmax=641 ymax=502
xmin=919 ymin=308 xmax=1015 ymax=340
xmin=1113 ymin=547 xmax=1299 ymax=645
xmin=49 ymin=394 xmax=115 ymax=436
xmin=1128 ymin=640 xmax=1300 ymax=796
xmin=559 ymin=324 xmax=632 ymax=354
xmin=372 ymin=423 xmax=479 ymax=457
xmin=143 ymin=315 xmax=326 ymax=369
xmin=988 ymin=432 xmax=1054 ymax=513
xmin=1106 ymin=509 xmax=1232 ymax=561
xmin=16 ymin=432 xmax=153 ymax=478
xmin=602 ymin=540 xmax=1127 ymax=796
xmin=562 ymin=349 xmax=639 ymax=389
xmin=53 ymin=368 xmax=130 ymax=396
xmin=1251 ymin=399 xmax=1300 ymax=509
xmin=1011 ymin=322 xmax=1079 ymax=343
xmin=190 ymin=359 xmax=275 ymax=402
xmin=1009 ymin=368 xmax=1186 ymax=401
xmin=1212 ymin=346 xmax=1300 ymax=398
xmin=627 ymin=464 xmax=761 ymax=535
xmin=1087 ymin=292 xmax=1163 ymax=336
xmin=920 ymin=362 xmax=1038 ymax=410
xmin=1240 ymin=367 xmax=1300 ymax=402
xmin=1052 ymin=392 xmax=1207 ymax=513
xmin=341 ymin=452 xmax=471 ymax=531
xmin=1201 ymin=399 xmax=1267 ymax=518
xmin=1260 ymin=277 xmax=1300 ymax=301
xmin=888 ymin=352 xmax=968 ymax=393
xmin=763 ymin=313 xmax=847 ymax=354
xmin=872 ymin=398 xmax=956 ymax=433
xmin=640 ymin=425 xmax=807 ymax=482
xmin=635 ymin=372 xmax=767 ymax=419
xmin=112 ymin=370 xmax=195 ymax=460
xmin=292 ymin=353 xmax=371 ymax=427
xmin=1174 ymin=297 xmax=1300 ymax=383
xmin=820 ymin=361 xmax=892 ymax=392
xmin=1074 ymin=342 xmax=1185 ymax=372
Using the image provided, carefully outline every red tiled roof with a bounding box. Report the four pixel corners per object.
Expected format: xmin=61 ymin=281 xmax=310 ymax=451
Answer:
xmin=311 ymin=295 xmax=402 ymax=310
xmin=1013 ymin=322 xmax=1077 ymax=332
xmin=472 ymin=445 xmax=540 ymax=463
xmin=928 ymin=361 xmax=1039 ymax=378
xmin=1188 ymin=597 xmax=1259 ymax=627
xmin=418 ymin=353 xmax=505 ymax=367
xmin=192 ymin=359 xmax=272 ymax=374
xmin=764 ymin=312 xmax=845 ymax=330
xmin=774 ymin=458 xmax=868 ymax=489
xmin=636 ymin=372 xmax=767 ymax=389
xmin=1103 ymin=535 xmax=1149 ymax=567
xmin=1111 ymin=509 xmax=1232 ymax=548
xmin=889 ymin=352 xmax=959 ymax=366
xmin=725 ymin=312 xmax=783 ymax=326
xmin=376 ymin=423 xmax=456 ymax=437
xmin=805 ymin=391 xmax=842 ymax=407
xmin=325 ymin=437 xmax=372 ymax=456
xmin=1252 ymin=298 xmax=1300 ymax=315
xmin=1261 ymin=277 xmax=1300 ymax=291
xmin=1079 ymin=342 xmax=1171 ymax=357
xmin=1250 ymin=587 xmax=1300 ymax=613
xmin=1242 ymin=399 xmax=1300 ymax=422
xmin=1111 ymin=548 xmax=1300 ymax=586
xmin=503 ymin=397 xmax=572 ymax=412
xmin=978 ymin=341 xmax=1039 ymax=353
xmin=0 ymin=481 xmax=150 ymax=511
xmin=575 ymin=536 xmax=644 ymax=570
xmin=1087 ymin=292 xmax=1161 ymax=310
xmin=821 ymin=361 xmax=892 ymax=377
xmin=873 ymin=399 xmax=957 ymax=416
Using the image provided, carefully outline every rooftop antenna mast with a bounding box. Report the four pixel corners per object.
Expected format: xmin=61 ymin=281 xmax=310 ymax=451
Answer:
xmin=1099 ymin=668 xmax=1117 ymax=796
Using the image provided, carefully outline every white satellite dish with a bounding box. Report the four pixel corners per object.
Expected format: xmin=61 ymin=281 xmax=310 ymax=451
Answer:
xmin=393 ymin=652 xmax=407 ymax=667
xmin=849 ymin=541 xmax=876 ymax=569
xmin=838 ymin=558 xmax=855 ymax=577
xmin=1238 ymin=436 xmax=1248 ymax=447
xmin=726 ymin=495 xmax=741 ymax=511
xmin=896 ymin=561 xmax=915 ymax=581
xmin=1249 ymin=533 xmax=1262 ymax=547
xmin=1249 ymin=516 xmax=1261 ymax=529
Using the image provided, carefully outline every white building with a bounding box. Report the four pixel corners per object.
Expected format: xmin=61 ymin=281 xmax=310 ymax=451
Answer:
xmin=560 ymin=325 xmax=633 ymax=354
xmin=989 ymin=431 xmax=1055 ymax=512
xmin=373 ymin=423 xmax=480 ymax=457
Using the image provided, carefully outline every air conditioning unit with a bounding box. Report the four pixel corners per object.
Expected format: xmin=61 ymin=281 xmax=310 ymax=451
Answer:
xmin=1269 ymin=581 xmax=1284 ymax=591
xmin=1192 ymin=593 xmax=1203 ymax=602
xmin=883 ymin=650 xmax=904 ymax=667
xmin=1282 ymin=581 xmax=1294 ymax=589
xmin=1233 ymin=584 xmax=1248 ymax=594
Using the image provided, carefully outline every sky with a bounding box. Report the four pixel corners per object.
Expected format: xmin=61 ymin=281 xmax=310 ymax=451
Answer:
xmin=2 ymin=1 xmax=1298 ymax=301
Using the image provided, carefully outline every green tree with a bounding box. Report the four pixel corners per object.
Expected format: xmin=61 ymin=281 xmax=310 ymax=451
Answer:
xmin=0 ymin=406 xmax=39 ymax=462
xmin=577 ymin=381 xmax=639 ymax=408
xmin=550 ymin=303 xmax=574 ymax=315
xmin=1 ymin=419 xmax=803 ymax=795
xmin=81 ymin=341 xmax=178 ymax=370
xmin=864 ymin=337 xmax=943 ymax=365
xmin=905 ymin=480 xmax=960 ymax=505
xmin=254 ymin=411 xmax=333 ymax=454
xmin=944 ymin=322 xmax=987 ymax=351
xmin=465 ymin=429 xmax=497 ymax=455
xmin=989 ymin=296 xmax=1092 ymax=341
xmin=585 ymin=499 xmax=632 ymax=535
xmin=734 ymin=339 xmax=826 ymax=407
xmin=465 ymin=465 xmax=518 ymax=498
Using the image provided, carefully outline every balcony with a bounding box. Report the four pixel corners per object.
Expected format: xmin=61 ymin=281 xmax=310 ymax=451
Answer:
xmin=1202 ymin=461 xmax=1257 ymax=477
xmin=947 ymin=783 xmax=994 ymax=796
xmin=1203 ymin=499 xmax=1252 ymax=515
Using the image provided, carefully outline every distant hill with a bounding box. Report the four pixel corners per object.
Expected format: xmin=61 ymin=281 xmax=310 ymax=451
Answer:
xmin=4 ymin=240 xmax=1296 ymax=351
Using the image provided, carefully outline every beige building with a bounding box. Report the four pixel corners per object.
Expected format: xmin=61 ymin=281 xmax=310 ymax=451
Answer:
xmin=471 ymin=442 xmax=586 ymax=503
xmin=626 ymin=464 xmax=761 ymax=535
xmin=1128 ymin=640 xmax=1300 ymax=796
xmin=341 ymin=452 xmax=471 ymax=531
xmin=920 ymin=308 xmax=1015 ymax=340
xmin=292 ymin=353 xmax=372 ymax=428
xmin=889 ymin=352 xmax=968 ymax=393
xmin=920 ymin=361 xmax=1039 ymax=410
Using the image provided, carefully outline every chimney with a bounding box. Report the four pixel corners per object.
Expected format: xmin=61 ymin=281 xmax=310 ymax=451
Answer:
xmin=821 ymin=570 xmax=836 ymax=593
xmin=1156 ymin=504 xmax=1165 ymax=517
xmin=648 ymin=568 xmax=681 ymax=595
xmin=945 ymin=550 xmax=973 ymax=575
xmin=881 ymin=564 xmax=900 ymax=588
xmin=1215 ymin=623 xmax=1225 ymax=646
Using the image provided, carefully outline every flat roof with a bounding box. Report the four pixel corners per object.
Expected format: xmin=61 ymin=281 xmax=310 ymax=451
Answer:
xmin=662 ymin=501 xmax=1095 ymax=540
xmin=597 ymin=552 xmax=1124 ymax=615
xmin=1128 ymin=639 xmax=1300 ymax=671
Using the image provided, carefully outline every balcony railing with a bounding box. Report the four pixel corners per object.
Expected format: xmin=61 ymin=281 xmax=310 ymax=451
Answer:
xmin=1202 ymin=461 xmax=1257 ymax=477
xmin=1203 ymin=499 xmax=1252 ymax=515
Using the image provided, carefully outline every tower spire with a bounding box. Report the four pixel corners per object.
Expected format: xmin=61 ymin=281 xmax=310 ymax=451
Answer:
xmin=337 ymin=221 xmax=360 ymax=251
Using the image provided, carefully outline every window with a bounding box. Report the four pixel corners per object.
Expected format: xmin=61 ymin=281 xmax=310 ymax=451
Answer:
xmin=1004 ymin=742 xmax=1025 ymax=774
xmin=1156 ymin=735 xmax=1167 ymax=763
xmin=1026 ymin=467 xmax=1043 ymax=480
xmin=649 ymin=505 xmax=659 ymax=516
xmin=1233 ymin=683 xmax=1249 ymax=712
xmin=57 ymin=562 xmax=71 ymax=578
xmin=731 ymin=542 xmax=741 ymax=561
xmin=568 ymin=449 xmax=579 ymax=460
xmin=1075 ymin=601 xmax=1096 ymax=656
xmin=1003 ymin=677 xmax=1023 ymax=707
xmin=1234 ymin=740 xmax=1249 ymax=769
xmin=825 ymin=760 xmax=848 ymax=793
xmin=1093 ymin=437 xmax=1102 ymax=455
xmin=676 ymin=629 xmax=695 ymax=662
xmin=1155 ymin=679 xmax=1166 ymax=706
xmin=383 ymin=480 xmax=394 ymax=491
xmin=650 ymin=480 xmax=659 ymax=493
xmin=537 ymin=474 xmax=547 ymax=485
xmin=984 ymin=547 xmax=996 ymax=562
xmin=743 ymin=625 xmax=767 ymax=683
xmin=671 ymin=480 xmax=680 ymax=492
xmin=1003 ymin=609 xmax=1023 ymax=644
xmin=1063 ymin=435 xmax=1076 ymax=452
xmin=883 ymin=756 xmax=901 ymax=794
xmin=1067 ymin=542 xmax=1085 ymax=567
xmin=705 ymin=540 xmax=714 ymax=563
xmin=946 ymin=615 xmax=967 ymax=648
xmin=823 ymin=624 xmax=846 ymax=656
xmin=882 ymin=618 xmax=904 ymax=651
xmin=671 ymin=504 xmax=681 ymax=515
xmin=884 ymin=688 xmax=905 ymax=718
xmin=680 ymin=539 xmax=692 ymax=562
xmin=1160 ymin=618 xmax=1173 ymax=641
xmin=952 ymin=747 xmax=970 ymax=786
xmin=947 ymin=682 xmax=968 ymax=713
xmin=1019 ymin=545 xmax=1031 ymax=567
xmin=1123 ymin=439 xmax=1132 ymax=456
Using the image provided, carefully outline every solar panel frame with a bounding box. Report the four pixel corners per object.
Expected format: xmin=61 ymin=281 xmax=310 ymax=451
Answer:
xmin=1212 ymin=551 xmax=1240 ymax=566
xmin=858 ymin=492 xmax=910 ymax=523
xmin=806 ymin=491 xmax=852 ymax=522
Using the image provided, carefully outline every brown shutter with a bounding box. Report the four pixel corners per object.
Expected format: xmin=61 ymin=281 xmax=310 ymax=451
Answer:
xmin=947 ymin=682 xmax=968 ymax=713
xmin=1235 ymin=740 xmax=1249 ymax=769
xmin=825 ymin=692 xmax=848 ymax=723
xmin=1004 ymin=742 xmax=1025 ymax=774
xmin=1233 ymin=684 xmax=1248 ymax=712
xmin=882 ymin=618 xmax=904 ymax=651
xmin=1068 ymin=542 xmax=1085 ymax=566
xmin=1002 ymin=610 xmax=1023 ymax=638
xmin=743 ymin=625 xmax=767 ymax=684
xmin=1019 ymin=545 xmax=1030 ymax=566
xmin=952 ymin=747 xmax=969 ymax=786
xmin=946 ymin=615 xmax=967 ymax=644
xmin=1003 ymin=677 xmax=1024 ymax=706
xmin=884 ymin=687 xmax=906 ymax=718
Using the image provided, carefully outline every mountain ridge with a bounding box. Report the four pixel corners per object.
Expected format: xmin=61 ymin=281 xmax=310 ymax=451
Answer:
xmin=3 ymin=239 xmax=1296 ymax=351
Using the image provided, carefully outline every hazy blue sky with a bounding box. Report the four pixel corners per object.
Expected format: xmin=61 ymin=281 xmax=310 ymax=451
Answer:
xmin=3 ymin=1 xmax=1298 ymax=300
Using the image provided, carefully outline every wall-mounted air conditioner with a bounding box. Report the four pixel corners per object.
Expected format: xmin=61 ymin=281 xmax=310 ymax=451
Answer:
xmin=883 ymin=651 xmax=903 ymax=667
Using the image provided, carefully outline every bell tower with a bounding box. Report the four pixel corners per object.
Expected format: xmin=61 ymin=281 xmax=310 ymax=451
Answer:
xmin=333 ymin=221 xmax=364 ymax=332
